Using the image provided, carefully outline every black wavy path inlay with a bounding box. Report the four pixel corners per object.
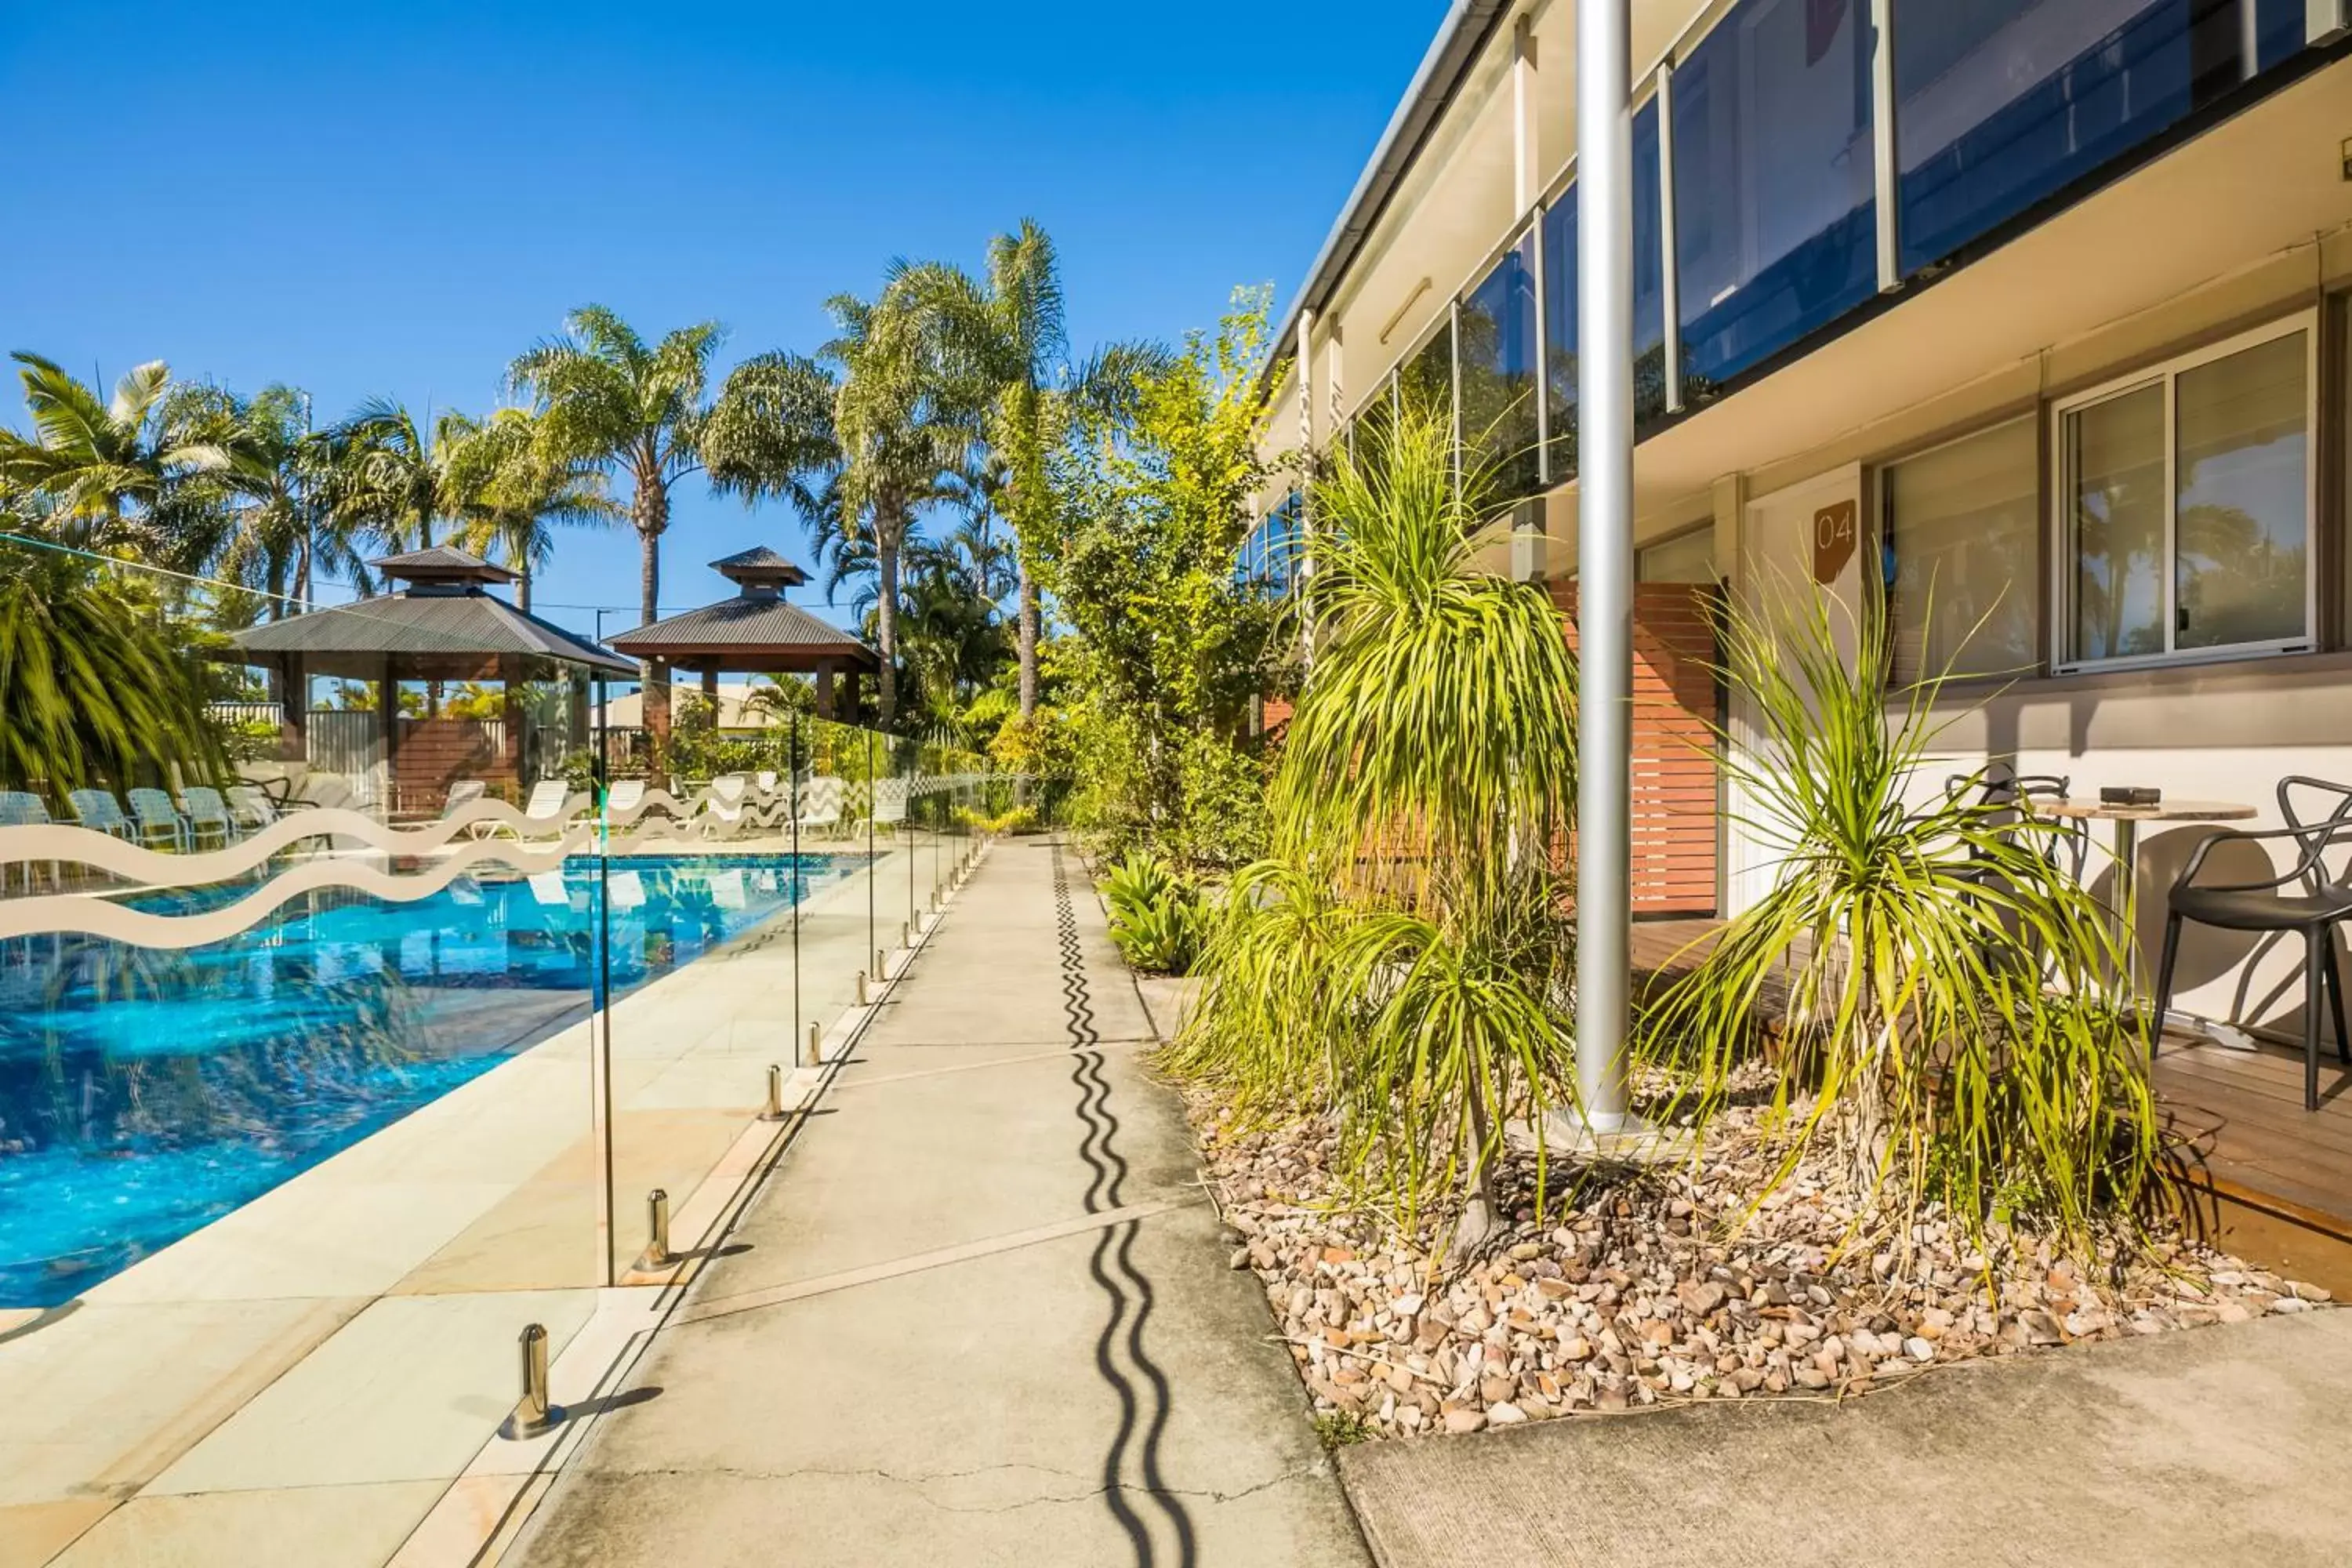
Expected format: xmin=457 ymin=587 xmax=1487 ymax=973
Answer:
xmin=1051 ymin=843 xmax=1196 ymax=1566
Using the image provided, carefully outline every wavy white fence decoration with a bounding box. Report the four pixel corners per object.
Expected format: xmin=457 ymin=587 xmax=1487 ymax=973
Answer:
xmin=0 ymin=830 xmax=590 ymax=947
xmin=0 ymin=766 xmax=956 ymax=946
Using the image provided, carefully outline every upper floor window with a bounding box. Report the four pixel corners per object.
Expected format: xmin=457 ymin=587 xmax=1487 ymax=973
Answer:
xmin=1461 ymin=232 xmax=1541 ymax=501
xmin=2056 ymin=315 xmax=2314 ymax=670
xmin=1674 ymin=0 xmax=1877 ymax=394
xmin=1893 ymin=0 xmax=2307 ymax=280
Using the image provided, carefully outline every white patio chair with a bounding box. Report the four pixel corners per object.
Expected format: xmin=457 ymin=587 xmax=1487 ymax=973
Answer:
xmin=469 ymin=779 xmax=575 ymax=843
xmin=702 ymin=775 xmax=750 ymax=840
xmin=795 ymin=776 xmax=844 ymax=839
xmin=873 ymin=777 xmax=909 ymax=829
xmin=607 ymin=779 xmax=646 ymax=818
xmin=225 ymin=785 xmax=278 ymax=834
xmin=0 ymin=789 xmax=51 ymax=827
xmin=177 ymin=786 xmax=238 ymax=848
xmin=125 ymin=788 xmax=190 ymax=851
xmin=0 ymin=790 xmax=58 ymax=895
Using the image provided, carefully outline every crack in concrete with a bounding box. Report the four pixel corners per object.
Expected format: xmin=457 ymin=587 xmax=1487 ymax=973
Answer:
xmin=594 ymin=1458 xmax=1324 ymax=1515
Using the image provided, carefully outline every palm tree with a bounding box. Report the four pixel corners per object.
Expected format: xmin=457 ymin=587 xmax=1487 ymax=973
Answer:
xmin=506 ymin=307 xmax=725 ymax=636
xmin=900 ymin=222 xmax=1166 ymax=718
xmin=0 ymin=354 xmax=232 ymax=568
xmin=818 ymin=288 xmax=975 ymax=729
xmin=439 ymin=408 xmax=622 ymax=615
xmin=334 ymin=397 xmax=476 ymax=554
xmin=162 ymin=383 xmax=377 ymax=616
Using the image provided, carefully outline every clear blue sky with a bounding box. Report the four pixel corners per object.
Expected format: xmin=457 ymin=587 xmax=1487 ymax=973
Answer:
xmin=0 ymin=1 xmax=1441 ymax=640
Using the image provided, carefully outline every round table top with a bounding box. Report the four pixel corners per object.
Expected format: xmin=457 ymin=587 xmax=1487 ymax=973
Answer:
xmin=2037 ymin=798 xmax=2257 ymax=823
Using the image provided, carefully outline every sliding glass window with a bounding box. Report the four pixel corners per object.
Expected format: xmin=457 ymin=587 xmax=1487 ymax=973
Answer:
xmin=2058 ymin=318 xmax=2313 ymax=668
xmin=1460 ymin=234 xmax=1541 ymax=499
xmin=1397 ymin=320 xmax=1456 ymax=434
xmin=1893 ymin=1 xmax=2302 ymax=281
xmin=1673 ymin=0 xmax=1878 ymax=394
xmin=1882 ymin=417 xmax=2041 ymax=681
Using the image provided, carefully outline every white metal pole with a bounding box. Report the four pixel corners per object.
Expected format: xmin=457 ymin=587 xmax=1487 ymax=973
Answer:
xmin=1575 ymin=0 xmax=1635 ymax=1132
xmin=1871 ymin=0 xmax=1901 ymax=292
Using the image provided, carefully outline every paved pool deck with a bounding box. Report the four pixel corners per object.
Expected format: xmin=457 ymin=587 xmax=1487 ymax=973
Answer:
xmin=509 ymin=836 xmax=1370 ymax=1567
xmin=0 ymin=834 xmax=927 ymax=1568
xmin=1339 ymin=1308 xmax=2352 ymax=1567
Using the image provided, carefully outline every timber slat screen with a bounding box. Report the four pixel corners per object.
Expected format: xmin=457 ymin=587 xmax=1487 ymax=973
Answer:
xmin=1552 ymin=581 xmax=1722 ymax=916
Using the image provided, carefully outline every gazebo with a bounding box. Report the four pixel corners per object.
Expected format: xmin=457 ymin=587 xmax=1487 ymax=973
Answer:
xmin=225 ymin=546 xmax=638 ymax=812
xmin=608 ymin=546 xmax=881 ymax=746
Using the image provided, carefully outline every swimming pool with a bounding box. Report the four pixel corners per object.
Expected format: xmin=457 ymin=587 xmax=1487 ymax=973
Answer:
xmin=0 ymin=853 xmax=849 ymax=1307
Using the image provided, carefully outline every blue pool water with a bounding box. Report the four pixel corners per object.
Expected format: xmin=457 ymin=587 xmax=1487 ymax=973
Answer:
xmin=0 ymin=854 xmax=848 ymax=1307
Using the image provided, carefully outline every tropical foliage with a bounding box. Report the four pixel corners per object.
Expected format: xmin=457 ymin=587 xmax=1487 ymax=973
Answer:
xmin=506 ymin=307 xmax=729 ymax=635
xmin=1103 ymin=850 xmax=1208 ymax=975
xmin=1636 ymin=589 xmax=2163 ymax=1248
xmin=1171 ymin=408 xmax=1581 ymax=1243
xmin=0 ymin=541 xmax=225 ymax=792
xmin=1039 ymin=288 xmax=1287 ymax=871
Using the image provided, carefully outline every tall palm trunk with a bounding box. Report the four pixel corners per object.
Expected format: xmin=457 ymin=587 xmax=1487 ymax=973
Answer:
xmin=517 ymin=572 xmax=533 ymax=616
xmin=1017 ymin=565 xmax=1040 ymax=718
xmin=633 ymin=474 xmax=666 ymax=630
xmin=874 ymin=505 xmax=902 ymax=729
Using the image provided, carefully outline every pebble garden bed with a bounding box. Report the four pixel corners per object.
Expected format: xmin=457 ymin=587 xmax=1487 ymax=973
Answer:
xmin=1184 ymin=1088 xmax=2333 ymax=1439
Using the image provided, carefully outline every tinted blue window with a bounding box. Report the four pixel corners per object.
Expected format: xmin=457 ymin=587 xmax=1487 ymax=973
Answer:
xmin=1541 ymin=191 xmax=1578 ymax=479
xmin=1674 ymin=0 xmax=1878 ymax=395
xmin=1541 ymin=104 xmax=1671 ymax=478
xmin=1398 ymin=321 xmax=1455 ymax=430
xmin=1894 ymin=1 xmax=2285 ymax=279
xmin=1461 ymin=234 xmax=1542 ymax=499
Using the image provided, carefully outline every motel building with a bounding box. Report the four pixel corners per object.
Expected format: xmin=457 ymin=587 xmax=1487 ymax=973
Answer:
xmin=1252 ymin=0 xmax=2352 ymax=1062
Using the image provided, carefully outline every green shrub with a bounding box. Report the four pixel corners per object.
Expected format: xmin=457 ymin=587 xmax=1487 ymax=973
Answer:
xmin=1637 ymin=587 xmax=2162 ymax=1249
xmin=1105 ymin=851 xmax=1207 ymax=975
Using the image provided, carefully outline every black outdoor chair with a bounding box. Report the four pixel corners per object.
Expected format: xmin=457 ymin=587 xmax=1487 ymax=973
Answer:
xmin=2152 ymin=776 xmax=2352 ymax=1111
xmin=1943 ymin=771 xmax=2089 ymax=887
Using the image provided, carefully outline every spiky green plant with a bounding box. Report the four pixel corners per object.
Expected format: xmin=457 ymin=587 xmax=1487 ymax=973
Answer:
xmin=1273 ymin=410 xmax=1577 ymax=915
xmin=1637 ymin=586 xmax=2162 ymax=1249
xmin=1177 ymin=408 xmax=1580 ymax=1242
xmin=0 ymin=543 xmax=224 ymax=793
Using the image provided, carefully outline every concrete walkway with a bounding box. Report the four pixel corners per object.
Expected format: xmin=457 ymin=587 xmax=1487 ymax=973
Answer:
xmin=1340 ymin=1308 xmax=2352 ymax=1567
xmin=514 ymin=837 xmax=1369 ymax=1567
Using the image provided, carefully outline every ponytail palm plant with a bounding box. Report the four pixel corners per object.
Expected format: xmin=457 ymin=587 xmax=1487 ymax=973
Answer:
xmin=1179 ymin=409 xmax=1581 ymax=1243
xmin=1638 ymin=587 xmax=2163 ymax=1250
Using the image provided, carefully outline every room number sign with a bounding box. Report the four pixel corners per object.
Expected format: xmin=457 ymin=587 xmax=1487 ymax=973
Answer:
xmin=1811 ymin=499 xmax=1857 ymax=585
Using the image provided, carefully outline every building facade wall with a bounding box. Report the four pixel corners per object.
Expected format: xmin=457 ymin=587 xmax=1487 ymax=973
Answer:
xmin=1272 ymin=1 xmax=2352 ymax=1042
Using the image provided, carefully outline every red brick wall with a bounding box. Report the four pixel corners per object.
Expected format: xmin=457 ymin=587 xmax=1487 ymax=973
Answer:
xmin=1551 ymin=582 xmax=1722 ymax=916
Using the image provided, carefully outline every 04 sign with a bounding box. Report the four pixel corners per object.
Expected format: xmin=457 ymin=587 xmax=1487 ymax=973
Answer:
xmin=1811 ymin=499 xmax=1858 ymax=586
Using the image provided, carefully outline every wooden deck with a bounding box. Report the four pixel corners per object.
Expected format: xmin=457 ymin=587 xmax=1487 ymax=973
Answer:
xmin=1628 ymin=917 xmax=2352 ymax=1261
xmin=2154 ymin=1037 xmax=2352 ymax=1236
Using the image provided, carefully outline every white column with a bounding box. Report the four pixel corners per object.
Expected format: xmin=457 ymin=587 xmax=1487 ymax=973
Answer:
xmin=2310 ymin=1 xmax=2349 ymax=44
xmin=1512 ymin=13 xmax=1537 ymax=214
xmin=1871 ymin=0 xmax=1900 ymax=291
xmin=1575 ymin=0 xmax=1635 ymax=1131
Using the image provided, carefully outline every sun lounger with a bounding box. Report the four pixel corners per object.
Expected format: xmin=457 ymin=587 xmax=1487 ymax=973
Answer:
xmin=125 ymin=788 xmax=190 ymax=851
xmin=68 ymin=789 xmax=135 ymax=840
xmin=177 ymin=786 xmax=237 ymax=848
